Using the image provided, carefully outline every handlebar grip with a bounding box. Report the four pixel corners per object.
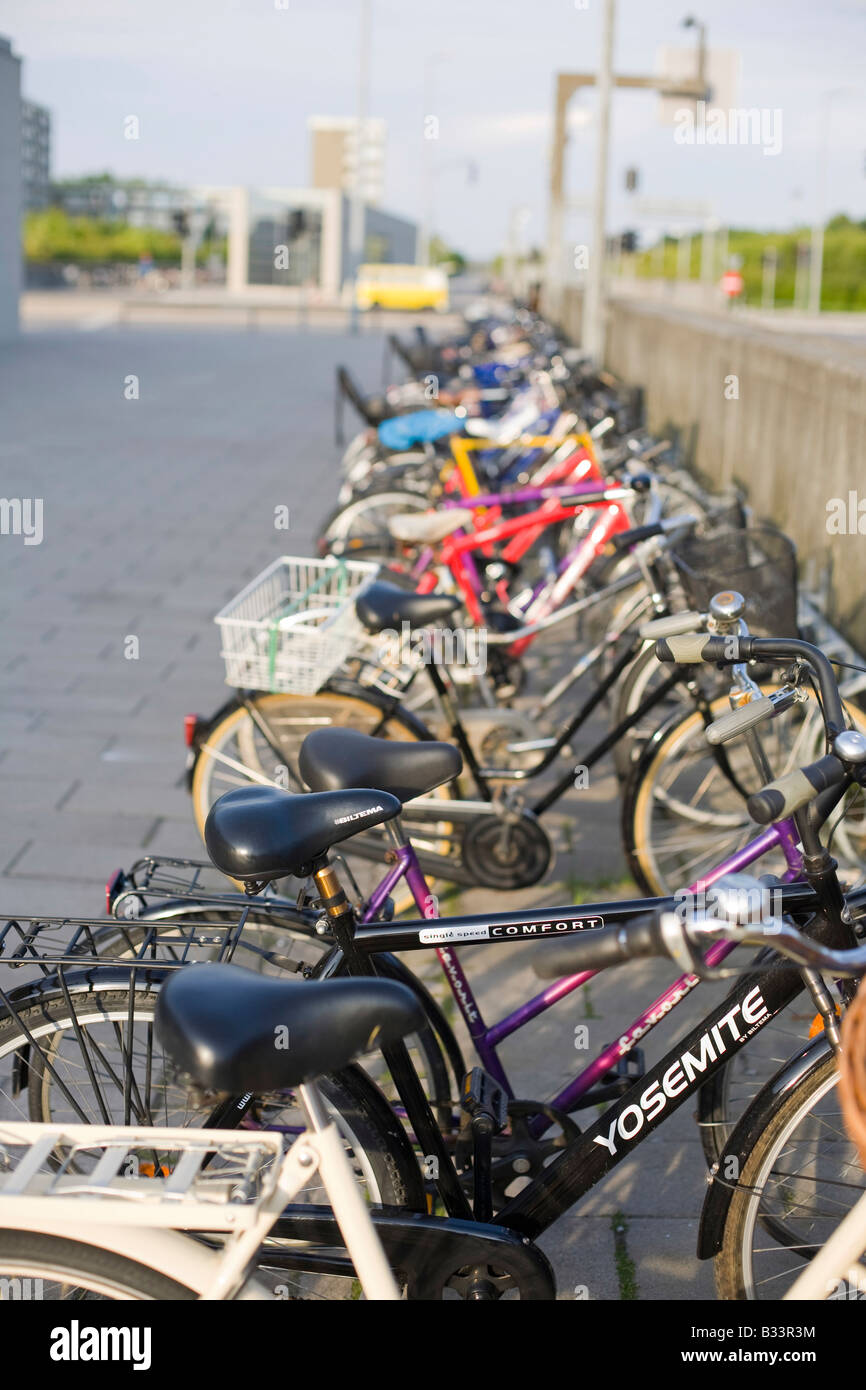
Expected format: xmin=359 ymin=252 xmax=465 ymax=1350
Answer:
xmin=705 ymin=696 xmax=775 ymax=746
xmin=640 ymin=611 xmax=704 ymax=640
xmin=655 ymin=633 xmax=714 ymax=664
xmin=623 ymin=471 xmax=652 ymax=493
xmin=610 ymin=522 xmax=663 ymax=552
xmin=747 ymin=753 xmax=847 ymax=825
xmin=532 ymin=914 xmax=664 ymax=980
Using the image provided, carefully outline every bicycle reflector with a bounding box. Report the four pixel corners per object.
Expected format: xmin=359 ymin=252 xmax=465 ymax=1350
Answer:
xmin=105 ymin=868 xmax=124 ymax=915
xmin=184 ymin=714 xmax=201 ymax=748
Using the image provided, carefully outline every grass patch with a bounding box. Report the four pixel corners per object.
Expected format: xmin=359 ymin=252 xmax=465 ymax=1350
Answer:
xmin=611 ymin=1211 xmax=639 ymax=1300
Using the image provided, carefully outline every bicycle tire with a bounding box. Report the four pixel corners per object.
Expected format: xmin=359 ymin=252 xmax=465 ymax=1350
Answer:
xmin=714 ymin=1051 xmax=862 ymax=1300
xmin=316 ymin=490 xmax=429 ymax=560
xmin=189 ymin=687 xmax=456 ymax=911
xmin=0 ymin=1229 xmax=196 ymax=1299
xmin=0 ymin=981 xmax=426 ymax=1217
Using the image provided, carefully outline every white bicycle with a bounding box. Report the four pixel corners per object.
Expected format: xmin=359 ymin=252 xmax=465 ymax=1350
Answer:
xmin=786 ymin=971 xmax=866 ymax=1302
xmin=0 ymin=964 xmax=424 ymax=1300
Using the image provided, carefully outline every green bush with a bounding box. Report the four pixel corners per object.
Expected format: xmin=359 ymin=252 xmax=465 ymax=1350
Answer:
xmin=24 ymin=208 xmax=182 ymax=265
xmin=634 ymin=215 xmax=866 ymax=311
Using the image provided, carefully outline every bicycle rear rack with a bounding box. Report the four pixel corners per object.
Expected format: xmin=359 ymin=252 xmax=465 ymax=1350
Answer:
xmin=0 ymin=911 xmax=311 ymax=1130
xmin=0 ymin=1120 xmax=283 ymax=1230
xmin=0 ymin=910 xmax=251 ymax=975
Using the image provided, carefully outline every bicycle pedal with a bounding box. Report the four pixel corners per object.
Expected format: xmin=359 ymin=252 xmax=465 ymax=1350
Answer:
xmin=572 ymin=1049 xmax=646 ymax=1108
xmin=615 ymin=1048 xmax=645 ymax=1083
xmin=459 ymin=1067 xmax=509 ymax=1134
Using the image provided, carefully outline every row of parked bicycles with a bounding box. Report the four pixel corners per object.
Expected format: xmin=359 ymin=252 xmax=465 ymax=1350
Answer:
xmin=2 ymin=303 xmax=866 ymax=1303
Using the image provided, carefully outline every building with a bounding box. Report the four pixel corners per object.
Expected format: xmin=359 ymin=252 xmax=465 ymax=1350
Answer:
xmin=21 ymin=98 xmax=50 ymax=210
xmin=309 ymin=116 xmax=386 ymax=206
xmin=223 ymin=185 xmax=416 ymax=299
xmin=0 ymin=36 xmax=21 ymax=339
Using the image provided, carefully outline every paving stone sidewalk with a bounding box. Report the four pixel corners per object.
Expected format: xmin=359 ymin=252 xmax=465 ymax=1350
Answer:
xmin=0 ymin=316 xmax=724 ymax=1299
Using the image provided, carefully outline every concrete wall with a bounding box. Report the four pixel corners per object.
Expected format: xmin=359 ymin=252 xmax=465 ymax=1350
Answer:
xmin=549 ymin=286 xmax=866 ymax=648
xmin=0 ymin=37 xmax=21 ymax=340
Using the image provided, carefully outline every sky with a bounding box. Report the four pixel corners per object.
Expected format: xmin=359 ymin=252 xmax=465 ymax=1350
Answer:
xmin=4 ymin=0 xmax=866 ymax=259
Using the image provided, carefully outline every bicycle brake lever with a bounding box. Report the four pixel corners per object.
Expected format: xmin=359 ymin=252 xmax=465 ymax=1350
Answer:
xmin=666 ymin=915 xmax=753 ymax=981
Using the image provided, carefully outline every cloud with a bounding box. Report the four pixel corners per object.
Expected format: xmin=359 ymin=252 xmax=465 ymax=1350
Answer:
xmin=466 ymin=108 xmax=592 ymax=146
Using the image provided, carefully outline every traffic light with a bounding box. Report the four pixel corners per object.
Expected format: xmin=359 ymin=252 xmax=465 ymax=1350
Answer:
xmin=625 ymin=167 xmax=639 ymax=193
xmin=288 ymin=211 xmax=307 ymax=241
xmin=172 ymin=210 xmax=190 ymax=239
xmin=621 ymin=229 xmax=638 ymax=254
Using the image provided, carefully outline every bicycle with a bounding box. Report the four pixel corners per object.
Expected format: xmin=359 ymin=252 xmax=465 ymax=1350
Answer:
xmin=784 ymin=973 xmax=866 ymax=1299
xmin=5 ymin=632 xmax=865 ymax=1297
xmin=0 ymin=967 xmax=427 ymax=1300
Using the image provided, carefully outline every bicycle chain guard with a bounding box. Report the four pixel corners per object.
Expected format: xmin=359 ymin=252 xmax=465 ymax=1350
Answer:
xmin=460 ymin=811 xmax=552 ymax=890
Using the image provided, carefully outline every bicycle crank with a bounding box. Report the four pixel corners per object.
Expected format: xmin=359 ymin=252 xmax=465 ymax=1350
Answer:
xmin=460 ymin=811 xmax=552 ymax=890
xmin=489 ymin=1101 xmax=582 ymax=1211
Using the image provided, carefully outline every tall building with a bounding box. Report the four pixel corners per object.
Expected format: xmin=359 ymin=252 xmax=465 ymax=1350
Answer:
xmin=0 ymin=36 xmax=21 ymax=338
xmin=21 ymin=98 xmax=50 ymax=210
xmin=309 ymin=116 xmax=386 ymax=206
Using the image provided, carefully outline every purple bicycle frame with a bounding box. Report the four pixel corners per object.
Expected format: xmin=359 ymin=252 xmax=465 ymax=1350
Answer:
xmin=359 ymin=817 xmax=803 ymax=1116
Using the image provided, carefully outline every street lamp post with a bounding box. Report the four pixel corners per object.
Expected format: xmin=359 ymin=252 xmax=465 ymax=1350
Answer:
xmin=808 ymin=89 xmax=844 ymax=316
xmin=577 ymin=8 xmax=709 ymax=363
xmin=420 ymin=52 xmax=451 ymax=267
xmin=581 ymin=0 xmax=616 ymax=364
xmin=348 ymin=0 xmax=373 ymax=333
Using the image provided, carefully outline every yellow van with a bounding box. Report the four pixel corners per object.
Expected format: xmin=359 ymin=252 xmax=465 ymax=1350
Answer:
xmin=355 ymin=263 xmax=449 ymax=312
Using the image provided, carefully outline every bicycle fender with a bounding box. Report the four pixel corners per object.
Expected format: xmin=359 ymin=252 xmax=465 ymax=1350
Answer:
xmin=184 ymin=695 xmax=242 ymax=788
xmin=696 ymin=1032 xmax=832 ymax=1260
xmin=272 ymin=1209 xmax=557 ymax=1300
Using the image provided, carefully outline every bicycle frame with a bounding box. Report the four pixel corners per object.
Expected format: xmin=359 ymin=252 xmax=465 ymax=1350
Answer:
xmin=315 ymin=858 xmax=864 ymax=1238
xmin=353 ymin=814 xmax=805 ymax=1121
xmin=340 ymin=632 xmax=693 ymax=823
xmin=412 ymin=476 xmax=633 ymax=630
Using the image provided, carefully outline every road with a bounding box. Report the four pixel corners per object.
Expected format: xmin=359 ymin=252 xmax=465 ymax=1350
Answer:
xmin=0 ymin=311 xmax=743 ymax=1300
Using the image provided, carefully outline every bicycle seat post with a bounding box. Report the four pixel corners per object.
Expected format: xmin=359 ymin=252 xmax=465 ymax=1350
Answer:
xmin=313 ymin=845 xmax=473 ymax=1220
xmin=310 ymin=857 xmax=365 ymax=976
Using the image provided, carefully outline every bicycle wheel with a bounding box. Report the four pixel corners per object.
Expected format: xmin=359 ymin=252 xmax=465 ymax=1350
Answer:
xmin=695 ymin=983 xmax=825 ymax=1168
xmin=0 ymin=983 xmax=424 ymax=1217
xmin=622 ymin=687 xmax=866 ymax=898
xmin=190 ymin=688 xmax=456 ymax=909
xmin=0 ymin=1230 xmax=195 ymax=1299
xmin=715 ymin=1051 xmax=866 ymax=1300
xmin=609 ymin=641 xmax=701 ymax=781
xmin=317 ymin=490 xmax=428 ymax=559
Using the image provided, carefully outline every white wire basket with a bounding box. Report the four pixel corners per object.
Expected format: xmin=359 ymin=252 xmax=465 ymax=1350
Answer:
xmin=215 ymin=555 xmax=380 ymax=694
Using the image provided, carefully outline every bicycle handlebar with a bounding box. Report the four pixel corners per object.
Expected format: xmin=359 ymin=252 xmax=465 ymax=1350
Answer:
xmin=532 ymin=913 xmax=669 ymax=978
xmin=655 ymin=634 xmax=847 ymax=735
xmin=533 ymin=883 xmax=866 ymax=983
xmin=746 ymin=753 xmax=848 ymax=825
